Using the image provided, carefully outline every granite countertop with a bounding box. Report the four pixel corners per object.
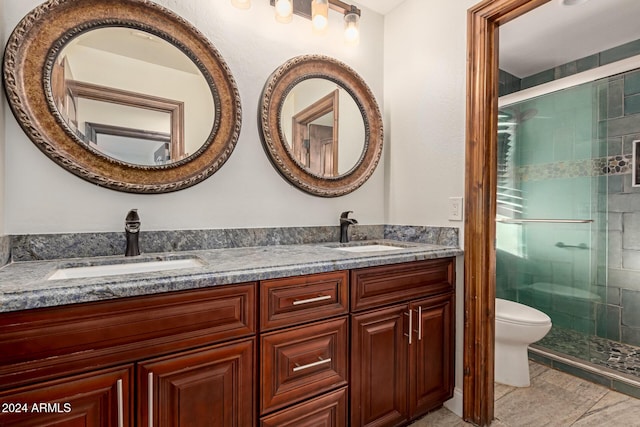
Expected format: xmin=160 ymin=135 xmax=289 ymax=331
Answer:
xmin=0 ymin=239 xmax=462 ymax=313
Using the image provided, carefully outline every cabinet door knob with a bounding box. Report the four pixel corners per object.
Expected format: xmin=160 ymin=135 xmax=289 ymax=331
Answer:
xmin=292 ymin=356 xmax=332 ymax=372
xmin=292 ymin=295 xmax=332 ymax=305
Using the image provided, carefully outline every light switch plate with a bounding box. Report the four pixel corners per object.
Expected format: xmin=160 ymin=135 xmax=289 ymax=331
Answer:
xmin=449 ymin=197 xmax=463 ymax=221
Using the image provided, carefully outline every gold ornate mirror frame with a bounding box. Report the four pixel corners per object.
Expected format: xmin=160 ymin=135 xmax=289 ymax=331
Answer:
xmin=3 ymin=0 xmax=242 ymax=193
xmin=259 ymin=55 xmax=383 ymax=197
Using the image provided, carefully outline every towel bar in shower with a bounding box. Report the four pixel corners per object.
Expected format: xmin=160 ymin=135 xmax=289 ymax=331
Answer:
xmin=495 ymin=218 xmax=593 ymax=224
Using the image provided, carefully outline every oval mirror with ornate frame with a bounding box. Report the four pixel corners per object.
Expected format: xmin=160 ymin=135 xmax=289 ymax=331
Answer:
xmin=3 ymin=0 xmax=241 ymax=193
xmin=259 ymin=55 xmax=383 ymax=197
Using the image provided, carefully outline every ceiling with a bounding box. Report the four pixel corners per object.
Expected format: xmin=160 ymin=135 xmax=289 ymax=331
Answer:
xmin=355 ymin=0 xmax=405 ymax=15
xmin=500 ymin=0 xmax=640 ymax=77
xmin=358 ymin=0 xmax=640 ymax=79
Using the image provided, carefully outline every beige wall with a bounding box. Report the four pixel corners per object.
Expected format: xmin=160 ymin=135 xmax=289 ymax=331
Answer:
xmin=0 ymin=1 xmax=5 ymax=236
xmin=2 ymin=0 xmax=385 ymax=233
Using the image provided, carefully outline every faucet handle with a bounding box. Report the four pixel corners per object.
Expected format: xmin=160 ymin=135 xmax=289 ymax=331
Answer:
xmin=340 ymin=211 xmax=354 ymax=219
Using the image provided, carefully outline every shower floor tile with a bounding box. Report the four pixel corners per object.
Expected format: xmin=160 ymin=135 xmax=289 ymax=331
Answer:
xmin=537 ymin=326 xmax=640 ymax=379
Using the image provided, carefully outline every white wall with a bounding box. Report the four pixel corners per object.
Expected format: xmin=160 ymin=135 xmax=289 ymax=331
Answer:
xmin=384 ymin=0 xmax=476 ymax=415
xmin=384 ymin=0 xmax=472 ymax=231
xmin=3 ymin=0 xmax=384 ymax=233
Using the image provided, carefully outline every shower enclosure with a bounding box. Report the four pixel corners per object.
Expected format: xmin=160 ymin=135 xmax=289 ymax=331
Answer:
xmin=496 ymin=64 xmax=640 ymax=380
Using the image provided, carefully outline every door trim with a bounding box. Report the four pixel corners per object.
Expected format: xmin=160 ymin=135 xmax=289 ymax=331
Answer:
xmin=464 ymin=0 xmax=550 ymax=425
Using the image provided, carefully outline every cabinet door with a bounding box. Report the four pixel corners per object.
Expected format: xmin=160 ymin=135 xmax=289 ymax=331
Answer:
xmin=138 ymin=338 xmax=254 ymax=427
xmin=409 ymin=293 xmax=454 ymax=418
xmin=351 ymin=304 xmax=408 ymax=427
xmin=0 ymin=365 xmax=132 ymax=426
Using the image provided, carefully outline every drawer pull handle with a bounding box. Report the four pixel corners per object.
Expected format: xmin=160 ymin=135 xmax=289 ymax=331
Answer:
xmin=148 ymin=372 xmax=153 ymax=427
xmin=117 ymin=379 xmax=124 ymax=427
xmin=418 ymin=306 xmax=423 ymax=340
xmin=292 ymin=295 xmax=332 ymax=305
xmin=293 ymin=357 xmax=332 ymax=372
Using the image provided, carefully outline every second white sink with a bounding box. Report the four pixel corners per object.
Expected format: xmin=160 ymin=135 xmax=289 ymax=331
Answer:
xmin=333 ymin=244 xmax=403 ymax=253
xmin=48 ymin=258 xmax=203 ymax=280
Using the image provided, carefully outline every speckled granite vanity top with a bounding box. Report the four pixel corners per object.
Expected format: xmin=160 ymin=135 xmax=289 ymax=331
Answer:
xmin=0 ymin=240 xmax=462 ymax=313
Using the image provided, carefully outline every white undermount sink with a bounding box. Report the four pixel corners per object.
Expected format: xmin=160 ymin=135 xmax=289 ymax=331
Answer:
xmin=48 ymin=258 xmax=204 ymax=280
xmin=332 ymin=244 xmax=403 ymax=253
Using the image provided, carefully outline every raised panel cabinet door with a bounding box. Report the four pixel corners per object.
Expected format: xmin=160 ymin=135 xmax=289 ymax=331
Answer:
xmin=0 ymin=365 xmax=132 ymax=426
xmin=409 ymin=293 xmax=454 ymax=418
xmin=260 ymin=386 xmax=347 ymax=427
xmin=138 ymin=338 xmax=255 ymax=427
xmin=351 ymin=304 xmax=409 ymax=427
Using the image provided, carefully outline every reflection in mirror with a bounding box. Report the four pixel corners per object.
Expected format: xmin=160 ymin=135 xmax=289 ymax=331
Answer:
xmin=4 ymin=0 xmax=241 ymax=193
xmin=259 ymin=55 xmax=383 ymax=197
xmin=281 ymin=79 xmax=365 ymax=177
xmin=51 ymin=27 xmax=215 ymax=166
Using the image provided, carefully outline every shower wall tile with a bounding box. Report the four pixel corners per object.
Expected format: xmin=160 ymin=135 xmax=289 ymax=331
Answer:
xmin=621 ymin=326 xmax=640 ymax=347
xmin=609 ymin=194 xmax=640 ymax=212
xmin=607 ymin=113 xmax=640 ymax=137
xmin=608 ymin=231 xmax=622 ymax=268
xmin=608 ymin=268 xmax=640 ymax=292
xmin=607 ymin=137 xmax=624 ymax=156
xmin=623 ymin=250 xmax=640 ymax=270
xmin=621 ymin=289 xmax=640 ymax=328
xmin=609 ymin=213 xmax=623 ymax=231
xmin=624 ymin=70 xmax=640 ymax=96
xmin=600 ymin=39 xmax=640 ymax=66
xmin=622 ymin=213 xmax=640 ymax=249
xmin=625 ymin=94 xmax=640 ymax=116
xmin=608 ymin=78 xmax=625 ymax=119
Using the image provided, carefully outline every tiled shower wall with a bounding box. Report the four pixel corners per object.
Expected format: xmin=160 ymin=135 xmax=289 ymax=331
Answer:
xmin=603 ymin=67 xmax=640 ymax=346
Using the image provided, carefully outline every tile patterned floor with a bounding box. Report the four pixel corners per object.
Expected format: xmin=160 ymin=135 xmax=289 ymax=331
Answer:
xmin=410 ymin=361 xmax=640 ymax=426
xmin=537 ymin=326 xmax=640 ymax=378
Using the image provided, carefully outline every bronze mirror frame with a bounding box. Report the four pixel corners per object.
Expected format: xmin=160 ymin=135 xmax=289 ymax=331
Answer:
xmin=259 ymin=55 xmax=383 ymax=197
xmin=3 ymin=0 xmax=241 ymax=193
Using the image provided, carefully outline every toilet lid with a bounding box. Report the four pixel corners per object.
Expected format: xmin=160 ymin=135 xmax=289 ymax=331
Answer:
xmin=495 ymin=298 xmax=551 ymax=326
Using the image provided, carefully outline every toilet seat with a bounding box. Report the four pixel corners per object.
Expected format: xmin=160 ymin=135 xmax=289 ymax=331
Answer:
xmin=496 ymin=298 xmax=551 ymax=326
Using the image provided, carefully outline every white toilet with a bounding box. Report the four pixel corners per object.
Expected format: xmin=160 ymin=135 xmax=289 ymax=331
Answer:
xmin=495 ymin=298 xmax=552 ymax=387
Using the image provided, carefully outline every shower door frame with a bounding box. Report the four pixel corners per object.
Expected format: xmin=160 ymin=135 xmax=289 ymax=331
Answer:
xmin=464 ymin=0 xmax=551 ymax=425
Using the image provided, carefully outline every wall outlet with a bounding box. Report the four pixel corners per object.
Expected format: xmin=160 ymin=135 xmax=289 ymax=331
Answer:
xmin=449 ymin=197 xmax=463 ymax=221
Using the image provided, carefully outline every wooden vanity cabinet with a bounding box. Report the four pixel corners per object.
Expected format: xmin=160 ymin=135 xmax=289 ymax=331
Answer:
xmin=0 ymin=282 xmax=256 ymax=427
xmin=259 ymin=271 xmax=349 ymax=425
xmin=350 ymin=258 xmax=455 ymax=427
xmin=0 ymin=365 xmax=132 ymax=426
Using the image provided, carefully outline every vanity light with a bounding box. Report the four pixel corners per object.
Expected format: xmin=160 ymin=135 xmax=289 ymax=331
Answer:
xmin=312 ymin=0 xmax=329 ymax=33
xmin=231 ymin=0 xmax=251 ymax=10
xmin=343 ymin=6 xmax=360 ymax=45
xmin=266 ymin=0 xmax=361 ymax=43
xmin=275 ymin=0 xmax=293 ymax=23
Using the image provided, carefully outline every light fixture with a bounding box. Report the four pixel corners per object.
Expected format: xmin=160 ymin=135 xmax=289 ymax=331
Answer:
xmin=231 ymin=0 xmax=251 ymax=10
xmin=268 ymin=0 xmax=361 ymax=43
xmin=274 ymin=0 xmax=293 ymax=23
xmin=343 ymin=6 xmax=360 ymax=45
xmin=312 ymin=0 xmax=329 ymax=33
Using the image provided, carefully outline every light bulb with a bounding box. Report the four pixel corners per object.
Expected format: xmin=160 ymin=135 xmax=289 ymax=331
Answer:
xmin=344 ymin=11 xmax=360 ymax=45
xmin=231 ymin=0 xmax=251 ymax=10
xmin=312 ymin=0 xmax=329 ymax=33
xmin=275 ymin=0 xmax=293 ymax=23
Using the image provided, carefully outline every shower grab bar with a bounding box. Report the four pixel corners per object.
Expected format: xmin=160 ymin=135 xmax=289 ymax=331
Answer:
xmin=495 ymin=218 xmax=593 ymax=224
xmin=555 ymin=242 xmax=589 ymax=249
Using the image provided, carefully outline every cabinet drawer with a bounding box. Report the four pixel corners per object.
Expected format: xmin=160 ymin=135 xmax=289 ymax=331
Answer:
xmin=260 ymin=317 xmax=348 ymax=414
xmin=260 ymin=386 xmax=347 ymax=427
xmin=0 ymin=282 xmax=256 ymax=389
xmin=260 ymin=271 xmax=348 ymax=330
xmin=351 ymin=258 xmax=454 ymax=311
